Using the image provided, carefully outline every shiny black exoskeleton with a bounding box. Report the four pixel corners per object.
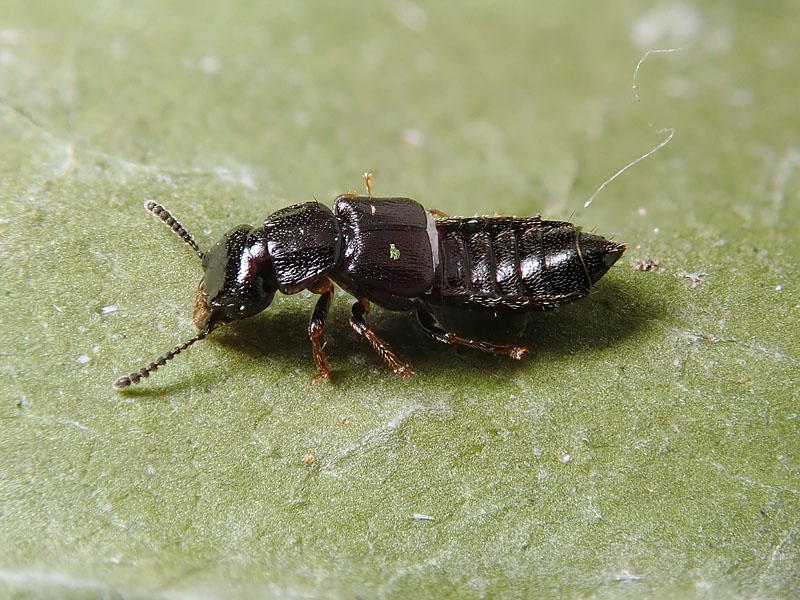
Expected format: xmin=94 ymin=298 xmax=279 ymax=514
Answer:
xmin=113 ymin=191 xmax=624 ymax=389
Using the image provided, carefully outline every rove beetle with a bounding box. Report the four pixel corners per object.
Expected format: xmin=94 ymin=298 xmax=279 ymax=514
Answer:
xmin=113 ymin=175 xmax=625 ymax=389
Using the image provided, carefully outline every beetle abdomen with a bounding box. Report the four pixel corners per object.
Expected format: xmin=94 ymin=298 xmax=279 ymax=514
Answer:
xmin=428 ymin=216 xmax=625 ymax=309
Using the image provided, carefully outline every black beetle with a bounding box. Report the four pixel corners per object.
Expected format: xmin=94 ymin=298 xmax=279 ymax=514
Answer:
xmin=113 ymin=178 xmax=624 ymax=388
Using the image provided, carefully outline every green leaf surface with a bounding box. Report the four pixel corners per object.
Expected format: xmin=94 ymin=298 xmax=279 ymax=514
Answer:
xmin=1 ymin=2 xmax=797 ymax=598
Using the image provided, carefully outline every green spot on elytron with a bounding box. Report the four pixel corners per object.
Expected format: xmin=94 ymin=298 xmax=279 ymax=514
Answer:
xmin=389 ymin=243 xmax=401 ymax=260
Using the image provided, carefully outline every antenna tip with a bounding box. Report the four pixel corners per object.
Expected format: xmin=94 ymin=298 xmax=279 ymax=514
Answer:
xmin=112 ymin=376 xmax=132 ymax=390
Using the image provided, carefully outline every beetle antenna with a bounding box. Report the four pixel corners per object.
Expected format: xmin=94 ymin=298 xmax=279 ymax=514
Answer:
xmin=144 ymin=201 xmax=204 ymax=259
xmin=113 ymin=331 xmax=208 ymax=390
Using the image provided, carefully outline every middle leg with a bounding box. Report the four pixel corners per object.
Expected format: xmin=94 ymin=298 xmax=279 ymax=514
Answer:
xmin=349 ymin=298 xmax=412 ymax=377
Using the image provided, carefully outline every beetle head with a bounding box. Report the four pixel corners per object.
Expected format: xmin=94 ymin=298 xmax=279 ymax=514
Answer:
xmin=194 ymin=224 xmax=278 ymax=332
xmin=113 ymin=205 xmax=279 ymax=390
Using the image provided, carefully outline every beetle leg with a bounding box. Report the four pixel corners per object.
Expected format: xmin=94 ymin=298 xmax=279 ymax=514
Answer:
xmin=350 ymin=298 xmax=412 ymax=377
xmin=428 ymin=209 xmax=448 ymax=218
xmin=416 ymin=307 xmax=528 ymax=359
xmin=308 ymin=278 xmax=335 ymax=385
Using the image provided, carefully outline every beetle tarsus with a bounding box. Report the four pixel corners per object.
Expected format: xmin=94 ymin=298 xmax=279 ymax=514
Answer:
xmin=393 ymin=364 xmax=413 ymax=378
xmin=508 ymin=346 xmax=528 ymax=360
xmin=309 ymin=368 xmax=331 ymax=386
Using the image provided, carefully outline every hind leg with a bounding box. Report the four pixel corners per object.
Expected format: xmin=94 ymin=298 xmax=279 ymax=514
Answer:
xmin=416 ymin=307 xmax=528 ymax=359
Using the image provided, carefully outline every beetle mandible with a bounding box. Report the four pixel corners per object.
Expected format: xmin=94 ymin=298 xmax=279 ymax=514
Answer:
xmin=113 ymin=176 xmax=625 ymax=389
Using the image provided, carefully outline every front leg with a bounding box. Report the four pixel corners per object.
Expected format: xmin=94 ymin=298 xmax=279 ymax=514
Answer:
xmin=349 ymin=298 xmax=412 ymax=377
xmin=416 ymin=306 xmax=528 ymax=359
xmin=308 ymin=278 xmax=334 ymax=385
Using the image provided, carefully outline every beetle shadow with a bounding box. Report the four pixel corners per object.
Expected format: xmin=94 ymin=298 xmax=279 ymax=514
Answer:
xmin=205 ymin=278 xmax=665 ymax=384
xmin=117 ymin=308 xmax=320 ymax=397
xmin=362 ymin=278 xmax=666 ymax=379
xmin=212 ymin=308 xmax=323 ymax=369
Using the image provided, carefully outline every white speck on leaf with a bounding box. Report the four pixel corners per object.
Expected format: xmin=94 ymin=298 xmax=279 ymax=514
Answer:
xmin=200 ymin=55 xmax=220 ymax=74
xmin=663 ymin=75 xmax=694 ymax=98
xmin=631 ymin=3 xmax=702 ymax=47
xmin=390 ymin=0 xmax=428 ymax=32
xmin=730 ymin=88 xmax=754 ymax=107
xmin=615 ymin=569 xmax=643 ymax=583
xmin=0 ymin=29 xmax=23 ymax=44
xmin=403 ymin=129 xmax=424 ymax=145
xmin=772 ymin=148 xmax=800 ymax=220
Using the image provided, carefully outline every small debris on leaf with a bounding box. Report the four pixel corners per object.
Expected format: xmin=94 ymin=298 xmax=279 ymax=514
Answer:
xmin=677 ymin=271 xmax=706 ymax=288
xmin=633 ymin=257 xmax=660 ymax=271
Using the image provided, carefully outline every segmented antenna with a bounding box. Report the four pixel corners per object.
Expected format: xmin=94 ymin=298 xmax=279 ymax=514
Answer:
xmin=112 ymin=331 xmax=208 ymax=390
xmin=144 ymin=201 xmax=204 ymax=259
